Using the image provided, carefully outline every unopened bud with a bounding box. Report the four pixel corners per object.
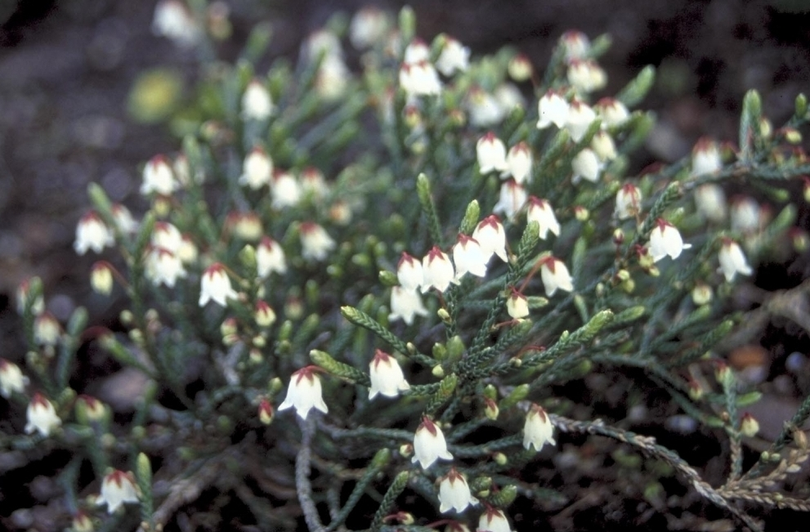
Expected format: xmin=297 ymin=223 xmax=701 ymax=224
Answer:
xmin=740 ymin=413 xmax=759 ymax=437
xmin=687 ymin=379 xmax=704 ymax=401
xmin=574 ymin=206 xmax=590 ymax=221
xmin=399 ymin=443 xmax=413 ymax=458
xmin=484 ymin=397 xmax=499 ymax=420
xmin=784 ymin=128 xmax=802 ymax=144
xmin=90 ymin=261 xmax=114 ymax=296
xmin=254 ymin=300 xmax=276 ymax=327
xmin=508 ymin=53 xmax=533 ymax=82
xmin=613 ymin=228 xmax=624 ymax=245
xmin=432 ymin=365 xmax=445 ymax=378
xmin=258 ymin=398 xmax=274 ymax=425
xmin=220 ymin=317 xmax=238 ymax=338
xmin=714 ymin=361 xmax=731 ymax=383
xmin=691 ymin=283 xmax=713 ymax=306
xmin=493 ymin=452 xmax=508 ymax=465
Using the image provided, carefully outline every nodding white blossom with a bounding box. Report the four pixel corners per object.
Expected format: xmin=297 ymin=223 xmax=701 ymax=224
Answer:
xmin=300 ymin=222 xmax=336 ymax=261
xmin=565 ymin=99 xmax=597 ymax=142
xmin=241 ymin=79 xmax=274 ymax=121
xmin=146 ymin=247 xmax=186 ymax=288
xmin=178 ymin=234 xmax=197 ymax=264
xmin=278 ymin=366 xmax=328 ymax=419
xmin=397 ymin=252 xmax=424 ymax=292
xmin=96 ymin=470 xmax=139 ymax=514
xmin=595 ymin=97 xmax=630 ymax=128
xmin=472 ymin=215 xmax=508 ymax=263
xmin=0 ymin=359 xmax=28 ymax=398
xmin=74 ymin=211 xmax=114 ymax=255
xmin=257 ymin=236 xmax=287 ymax=277
xmin=691 ymin=137 xmax=722 ymax=177
xmin=527 ymin=197 xmax=561 ymax=240
xmin=412 ymin=416 xmax=453 ymax=469
xmin=436 ymin=37 xmax=470 ymax=76
xmin=271 ymin=170 xmax=303 ymax=209
xmin=591 ymin=130 xmax=617 ymax=161
xmin=506 ymin=289 xmax=529 ymax=319
xmin=141 ymin=155 xmax=178 ymax=196
xmin=561 ymin=30 xmax=591 ymax=61
xmin=476 ymin=133 xmax=509 ymax=174
xmin=421 ymin=246 xmax=456 ymax=293
xmin=315 ymin=55 xmax=351 ymax=101
xmin=198 ymin=263 xmax=237 ymax=307
xmin=478 ymin=508 xmax=514 ymax=532
xmin=228 ymin=211 xmax=263 ymax=242
xmin=111 ymin=204 xmax=138 ymax=234
xmin=368 ymin=350 xmax=410 ymax=399
xmin=349 ymin=6 xmax=389 ymax=49
xmin=239 ymin=147 xmax=273 ymax=190
xmin=151 ymin=221 xmax=183 ymax=251
xmin=730 ymin=197 xmax=761 ymax=233
xmin=467 ymin=86 xmax=506 ymax=127
xmin=649 ymin=219 xmax=691 ymax=262
xmin=399 ymin=61 xmax=442 ymax=97
xmin=718 ymin=239 xmax=752 ymax=282
xmin=404 ymin=38 xmax=430 ymax=63
xmin=695 ymin=184 xmax=727 ymax=223
xmin=439 ymin=468 xmax=478 ymax=513
xmin=523 ymin=403 xmax=556 ymax=451
xmin=389 ymin=286 xmax=429 ymax=325
xmin=540 ymin=256 xmax=574 ymax=297
xmin=305 ymin=29 xmax=343 ymax=63
xmin=615 ymin=184 xmax=642 ymax=220
xmin=152 ymin=0 xmax=200 ymax=47
xmin=34 ymin=312 xmax=60 ymax=346
xmin=300 ymin=167 xmax=329 ymax=200
xmin=453 ymin=234 xmax=488 ymax=280
xmin=567 ymin=59 xmax=607 ymax=93
xmin=91 ymin=261 xmax=114 ymax=296
xmin=494 ymin=83 xmax=525 ymax=113
xmin=571 ymin=148 xmax=601 ymax=183
xmin=504 ymin=142 xmax=532 ymax=184
xmin=25 ymin=393 xmax=61 ymax=437
xmin=493 ymin=179 xmax=527 ymax=219
xmin=536 ymin=90 xmax=569 ymax=130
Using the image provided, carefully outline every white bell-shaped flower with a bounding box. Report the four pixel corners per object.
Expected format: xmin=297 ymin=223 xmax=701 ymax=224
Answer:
xmin=145 ymin=247 xmax=186 ymax=288
xmin=25 ymin=393 xmax=61 ymax=437
xmin=436 ymin=37 xmax=470 ymax=76
xmin=718 ymin=239 xmax=752 ymax=282
xmin=730 ymin=197 xmax=761 ymax=233
xmin=389 ymin=286 xmax=429 ymax=325
xmin=111 ymin=204 xmax=138 ymax=234
xmin=141 ymin=154 xmax=178 ymax=196
xmin=278 ymin=366 xmax=328 ymax=419
xmin=649 ymin=219 xmax=691 ymax=262
xmin=565 ymin=99 xmax=597 ymax=142
xmin=399 ymin=61 xmax=442 ymax=97
xmin=349 ymin=6 xmax=388 ymax=49
xmin=421 ymin=246 xmax=456 ymax=293
xmin=527 ymin=197 xmax=561 ymax=240
xmin=567 ymin=59 xmax=607 ymax=93
xmin=453 ymin=234 xmax=488 ymax=280
xmin=595 ymin=97 xmax=630 ymax=127
xmin=404 ymin=38 xmax=430 ymax=63
xmin=540 ymin=256 xmax=574 ymax=297
xmin=468 ymin=86 xmax=506 ymax=127
xmin=560 ymin=30 xmax=590 ymax=61
xmin=97 ymin=470 xmax=139 ymax=514
xmin=493 ymin=179 xmax=527 ymax=219
xmin=523 ymin=403 xmax=556 ymax=451
xmin=412 ymin=416 xmax=453 ymax=469
xmin=506 ymin=289 xmax=529 ymax=319
xmin=472 ymin=215 xmax=508 ymax=264
xmin=241 ymin=79 xmax=274 ymax=121
xmin=300 ymin=222 xmax=336 ymax=261
xmin=571 ymin=148 xmax=601 ymax=183
xmin=591 ymin=130 xmax=617 ymax=161
xmin=368 ymin=350 xmax=410 ymax=399
xmin=271 ymin=170 xmax=303 ymax=209
xmin=695 ymin=184 xmax=727 ymax=223
xmin=691 ymin=137 xmax=722 ymax=177
xmin=615 ymin=184 xmax=642 ymax=220
xmin=504 ymin=142 xmax=533 ymax=184
xmin=74 ymin=211 xmax=114 ymax=255
xmin=0 ymin=359 xmax=28 ymax=398
xmin=151 ymin=221 xmax=183 ymax=251
xmin=438 ymin=468 xmax=478 ymax=513
xmin=257 ymin=236 xmax=287 ymax=277
xmin=536 ymin=90 xmax=569 ymax=129
xmin=239 ymin=148 xmax=273 ymax=190
xmin=476 ymin=133 xmax=509 ymax=174
xmin=477 ymin=508 xmax=514 ymax=532
xmin=152 ymin=0 xmax=199 ymax=47
xmin=397 ymin=252 xmax=424 ymax=292
xmin=198 ymin=263 xmax=237 ymax=307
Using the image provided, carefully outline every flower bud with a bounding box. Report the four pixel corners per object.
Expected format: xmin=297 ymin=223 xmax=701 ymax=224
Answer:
xmin=508 ymin=53 xmax=533 ymax=82
xmin=255 ymin=300 xmax=276 ymax=327
xmin=258 ymin=398 xmax=274 ymax=425
xmin=741 ymin=413 xmax=759 ymax=437
xmin=91 ymin=261 xmax=115 ymax=296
